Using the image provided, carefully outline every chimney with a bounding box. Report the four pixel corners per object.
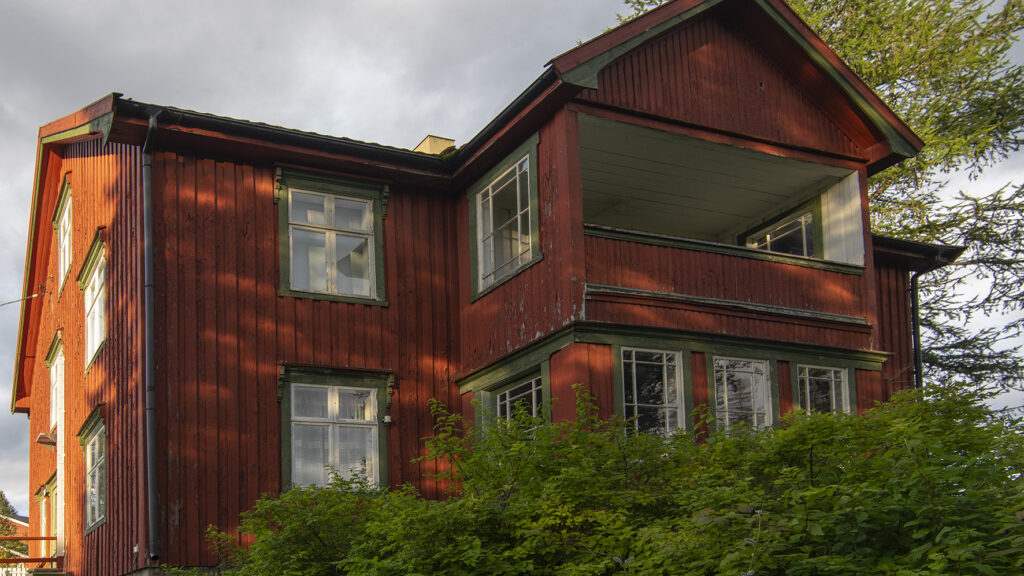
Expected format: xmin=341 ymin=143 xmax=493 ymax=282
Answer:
xmin=413 ymin=135 xmax=456 ymax=155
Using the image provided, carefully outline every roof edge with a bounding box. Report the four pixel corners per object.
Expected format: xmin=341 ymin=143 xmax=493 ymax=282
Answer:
xmin=872 ymin=234 xmax=965 ymax=273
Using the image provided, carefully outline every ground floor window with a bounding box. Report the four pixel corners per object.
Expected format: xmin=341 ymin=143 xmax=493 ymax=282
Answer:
xmin=713 ymin=357 xmax=772 ymax=430
xmin=797 ymin=365 xmax=848 ymax=414
xmin=282 ymin=368 xmax=390 ymax=487
xmin=496 ymin=376 xmax=544 ymax=420
xmin=621 ymin=348 xmax=684 ymax=436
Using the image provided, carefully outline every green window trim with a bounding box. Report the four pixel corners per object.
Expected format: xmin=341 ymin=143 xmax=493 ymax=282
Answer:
xmin=468 ymin=133 xmax=542 ymax=300
xmin=278 ymin=366 xmax=393 ymax=488
xmin=740 ymin=198 xmax=824 ymax=260
xmin=76 ymin=229 xmax=105 ymax=291
xmin=613 ymin=345 xmax=693 ymax=436
xmin=45 ymin=332 xmax=63 ymax=368
xmin=78 ymin=406 xmax=107 ymax=534
xmin=469 ymin=361 xmax=552 ymax=428
xmin=275 ymin=168 xmax=388 ymax=306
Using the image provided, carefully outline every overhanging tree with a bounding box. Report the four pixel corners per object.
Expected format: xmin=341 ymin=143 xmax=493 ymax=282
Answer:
xmin=621 ymin=0 xmax=1024 ymax=395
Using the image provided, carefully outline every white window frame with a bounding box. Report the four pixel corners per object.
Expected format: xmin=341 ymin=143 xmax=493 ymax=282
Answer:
xmin=56 ymin=190 xmax=72 ymax=289
xmin=621 ymin=347 xmax=685 ymax=436
xmin=290 ymin=383 xmax=379 ymax=486
xmin=745 ymin=208 xmax=816 ymax=258
xmin=495 ymin=376 xmax=544 ymax=420
xmin=713 ymin=356 xmax=773 ymax=430
xmin=83 ymin=424 xmax=106 ymax=529
xmin=797 ymin=365 xmax=849 ymax=414
xmin=287 ymin=188 xmax=376 ymax=298
xmin=49 ymin=342 xmax=63 ymax=432
xmin=476 ymin=154 xmax=533 ymax=291
xmin=83 ymin=250 xmax=107 ymax=365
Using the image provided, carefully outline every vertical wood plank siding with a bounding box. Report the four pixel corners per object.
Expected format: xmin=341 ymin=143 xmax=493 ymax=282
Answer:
xmin=874 ymin=263 xmax=914 ymax=395
xmin=578 ymin=14 xmax=862 ymax=159
xmin=583 ymin=234 xmax=872 ymax=349
xmin=459 ymin=110 xmax=585 ymax=372
xmin=151 ymin=152 xmax=460 ymax=566
xmin=26 ymin=141 xmax=143 ymax=576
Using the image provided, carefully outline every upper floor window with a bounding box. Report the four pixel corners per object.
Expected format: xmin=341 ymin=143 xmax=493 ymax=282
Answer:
xmin=79 ymin=414 xmax=106 ymax=530
xmin=797 ymin=365 xmax=849 ymax=414
xmin=53 ymin=181 xmax=72 ymax=289
xmin=621 ymin=348 xmax=684 ymax=436
xmin=282 ymin=368 xmax=390 ymax=487
xmin=713 ymin=357 xmax=772 ymax=430
xmin=276 ymin=170 xmax=387 ymax=304
xmin=78 ymin=236 xmax=107 ymax=367
xmin=470 ymin=134 xmax=540 ymax=296
xmin=745 ymin=207 xmax=818 ymax=258
xmin=47 ymin=338 xmax=64 ymax=432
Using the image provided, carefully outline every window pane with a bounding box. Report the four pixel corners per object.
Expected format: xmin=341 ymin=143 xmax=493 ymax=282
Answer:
xmin=334 ymin=197 xmax=371 ymax=232
xmin=336 ymin=425 xmax=374 ymax=481
xmin=767 ymin=216 xmax=808 ymax=256
xmin=292 ymin=424 xmax=329 ymax=486
xmin=715 ymin=358 xmax=770 ymax=430
xmin=490 ymin=171 xmax=518 ymax=226
xmin=291 ymin=192 xmax=325 ymax=226
xmin=336 ymin=235 xmax=372 ymax=296
xmin=292 ymin=386 xmax=329 ymax=419
xmin=636 ymin=405 xmax=668 ymax=436
xmin=496 ymin=378 xmax=542 ymax=419
xmin=338 ymin=389 xmax=375 ymax=421
xmin=634 ymin=362 xmax=665 ymax=406
xmin=291 ymin=228 xmax=327 ymax=292
xmin=623 ymin=359 xmax=635 ymax=405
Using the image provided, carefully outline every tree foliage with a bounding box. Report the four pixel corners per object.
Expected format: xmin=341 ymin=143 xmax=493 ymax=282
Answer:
xmin=203 ymin=389 xmax=1024 ymax=575
xmin=620 ymin=0 xmax=1024 ymax=394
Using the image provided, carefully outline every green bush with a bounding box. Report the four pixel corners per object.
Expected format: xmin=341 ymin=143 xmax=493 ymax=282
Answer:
xmin=206 ymin=385 xmax=1024 ymax=575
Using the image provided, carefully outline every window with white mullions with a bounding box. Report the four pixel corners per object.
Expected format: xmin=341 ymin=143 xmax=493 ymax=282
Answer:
xmin=84 ymin=424 xmax=106 ymax=528
xmin=83 ymin=250 xmax=107 ymax=364
xmin=746 ymin=209 xmax=815 ymax=257
xmin=622 ymin=348 xmax=684 ymax=436
xmin=714 ymin=357 xmax=772 ymax=430
xmin=797 ymin=365 xmax=848 ymax=414
xmin=478 ymin=156 xmax=532 ymax=288
xmin=291 ymin=384 xmax=378 ymax=486
xmin=496 ymin=376 xmax=544 ymax=419
xmin=289 ymin=189 xmax=374 ymax=297
xmin=56 ymin=185 xmax=72 ymax=288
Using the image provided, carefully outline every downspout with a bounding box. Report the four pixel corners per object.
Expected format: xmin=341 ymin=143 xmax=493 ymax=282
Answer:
xmin=142 ymin=110 xmax=161 ymax=561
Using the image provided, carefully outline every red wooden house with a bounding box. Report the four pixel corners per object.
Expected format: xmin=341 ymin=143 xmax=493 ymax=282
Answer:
xmin=10 ymin=0 xmax=960 ymax=573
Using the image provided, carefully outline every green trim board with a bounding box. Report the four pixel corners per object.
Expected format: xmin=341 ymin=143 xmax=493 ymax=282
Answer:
xmin=50 ymin=178 xmax=72 ymax=229
xmin=76 ymin=229 xmax=106 ymax=291
xmin=456 ymin=328 xmax=574 ymax=394
xmin=275 ymin=168 xmax=388 ymax=306
xmin=467 ymin=133 xmax=542 ymax=300
xmin=583 ymin=224 xmax=864 ymax=276
xmin=278 ymin=366 xmax=393 ymax=488
xmin=76 ymin=405 xmax=106 ymax=446
xmin=585 ymin=284 xmax=870 ymax=327
xmin=45 ymin=332 xmax=63 ymax=368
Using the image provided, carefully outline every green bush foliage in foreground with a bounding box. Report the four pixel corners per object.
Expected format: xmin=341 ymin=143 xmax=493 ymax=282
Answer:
xmin=206 ymin=386 xmax=1024 ymax=575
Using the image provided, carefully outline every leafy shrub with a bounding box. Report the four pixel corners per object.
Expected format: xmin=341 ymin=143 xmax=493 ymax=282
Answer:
xmin=204 ymin=385 xmax=1024 ymax=575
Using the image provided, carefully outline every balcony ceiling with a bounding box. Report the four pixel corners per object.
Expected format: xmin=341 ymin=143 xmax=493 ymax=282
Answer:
xmin=579 ymin=114 xmax=853 ymax=242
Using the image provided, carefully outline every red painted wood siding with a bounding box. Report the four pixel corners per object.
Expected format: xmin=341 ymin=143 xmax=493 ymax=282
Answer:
xmin=25 ymin=140 xmax=144 ymax=576
xmin=874 ymin=263 xmax=914 ymax=395
xmin=458 ymin=109 xmax=586 ymax=374
xmin=578 ymin=12 xmax=862 ymax=159
xmin=151 ymin=152 xmax=460 ymax=567
xmin=549 ymin=343 xmax=615 ymax=422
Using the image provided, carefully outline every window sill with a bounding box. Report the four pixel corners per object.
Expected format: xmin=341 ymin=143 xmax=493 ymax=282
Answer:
xmin=83 ymin=340 xmax=106 ymax=376
xmin=583 ymin=224 xmax=864 ymax=276
xmin=84 ymin=516 xmax=105 ymax=536
xmin=471 ymin=252 xmax=545 ymax=303
xmin=279 ymin=287 xmax=389 ymax=307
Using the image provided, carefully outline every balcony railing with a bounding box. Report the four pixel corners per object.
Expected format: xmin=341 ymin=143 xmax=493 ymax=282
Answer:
xmin=0 ymin=536 xmax=62 ymax=575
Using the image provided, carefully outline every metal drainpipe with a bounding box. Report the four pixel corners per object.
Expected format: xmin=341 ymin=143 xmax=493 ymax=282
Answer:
xmin=142 ymin=111 xmax=161 ymax=561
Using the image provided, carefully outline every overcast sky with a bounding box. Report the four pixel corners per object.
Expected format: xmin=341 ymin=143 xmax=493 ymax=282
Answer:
xmin=0 ymin=1 xmax=1020 ymax=516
